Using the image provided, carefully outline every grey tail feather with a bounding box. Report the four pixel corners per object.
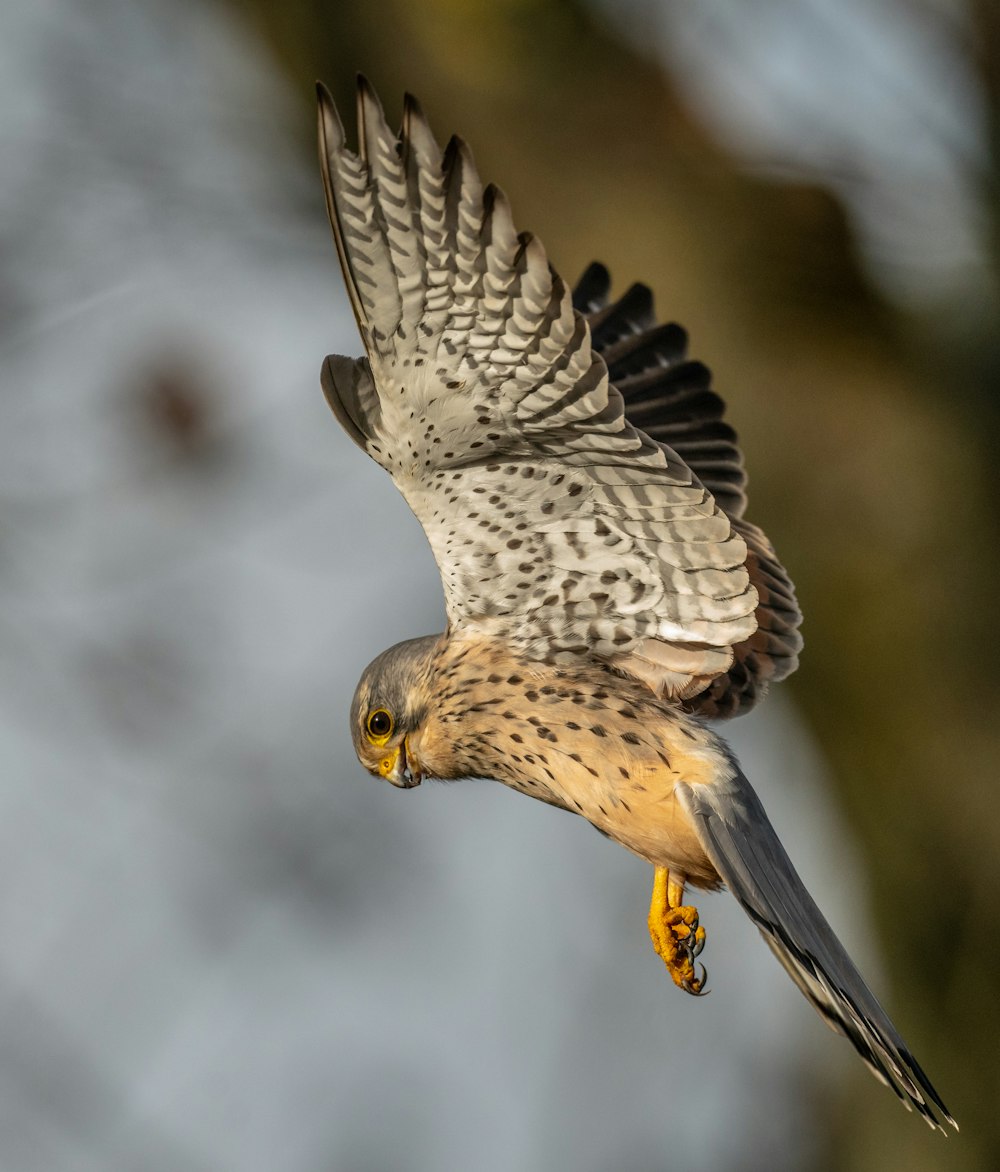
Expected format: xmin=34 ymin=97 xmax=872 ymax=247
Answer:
xmin=677 ymin=766 xmax=957 ymax=1133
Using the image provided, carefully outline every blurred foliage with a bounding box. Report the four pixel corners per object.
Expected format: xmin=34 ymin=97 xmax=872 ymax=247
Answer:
xmin=229 ymin=0 xmax=999 ymax=1165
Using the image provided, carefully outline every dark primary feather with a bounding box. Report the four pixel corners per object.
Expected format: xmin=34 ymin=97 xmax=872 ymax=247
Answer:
xmin=678 ymin=768 xmax=956 ymax=1132
xmin=571 ymin=260 xmax=612 ymax=316
xmin=573 ymin=264 xmax=804 ymax=718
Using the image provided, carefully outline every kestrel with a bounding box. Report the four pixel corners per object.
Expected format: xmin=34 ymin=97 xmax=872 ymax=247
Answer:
xmin=316 ymin=77 xmax=955 ymax=1131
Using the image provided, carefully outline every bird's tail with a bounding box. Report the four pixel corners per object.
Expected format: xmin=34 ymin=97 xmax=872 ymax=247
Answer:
xmin=677 ymin=764 xmax=956 ymax=1132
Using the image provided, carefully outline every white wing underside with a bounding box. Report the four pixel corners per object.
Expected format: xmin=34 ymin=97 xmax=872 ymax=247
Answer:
xmin=318 ymin=78 xmax=785 ymax=703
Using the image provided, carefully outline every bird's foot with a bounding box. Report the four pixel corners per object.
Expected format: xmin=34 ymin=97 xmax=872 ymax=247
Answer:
xmin=647 ymin=866 xmax=708 ymax=996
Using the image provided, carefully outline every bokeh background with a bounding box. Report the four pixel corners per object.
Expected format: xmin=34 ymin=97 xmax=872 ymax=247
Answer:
xmin=2 ymin=0 xmax=997 ymax=1168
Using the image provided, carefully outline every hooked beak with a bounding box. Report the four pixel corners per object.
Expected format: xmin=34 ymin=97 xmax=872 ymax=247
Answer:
xmin=378 ymin=737 xmax=423 ymax=789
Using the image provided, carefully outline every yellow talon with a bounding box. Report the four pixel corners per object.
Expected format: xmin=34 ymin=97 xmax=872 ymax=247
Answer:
xmin=647 ymin=866 xmax=707 ymax=995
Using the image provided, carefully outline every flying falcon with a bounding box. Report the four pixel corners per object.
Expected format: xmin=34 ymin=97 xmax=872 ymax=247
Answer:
xmin=316 ymin=76 xmax=955 ymax=1131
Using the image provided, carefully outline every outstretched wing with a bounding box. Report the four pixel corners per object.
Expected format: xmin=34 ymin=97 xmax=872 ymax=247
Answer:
xmin=318 ymin=78 xmax=758 ymax=697
xmin=572 ymin=264 xmax=802 ymax=718
xmin=678 ymin=768 xmax=956 ymax=1132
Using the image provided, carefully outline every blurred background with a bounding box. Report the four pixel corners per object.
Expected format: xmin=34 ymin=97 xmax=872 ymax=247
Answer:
xmin=1 ymin=0 xmax=997 ymax=1168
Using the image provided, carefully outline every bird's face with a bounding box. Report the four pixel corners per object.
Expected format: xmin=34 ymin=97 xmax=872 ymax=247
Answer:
xmin=354 ymin=704 xmax=421 ymax=788
xmin=349 ymin=635 xmax=441 ymax=789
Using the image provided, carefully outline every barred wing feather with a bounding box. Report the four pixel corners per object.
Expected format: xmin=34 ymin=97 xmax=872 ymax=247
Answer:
xmin=573 ymin=263 xmax=803 ymax=716
xmin=318 ymin=78 xmax=759 ymax=692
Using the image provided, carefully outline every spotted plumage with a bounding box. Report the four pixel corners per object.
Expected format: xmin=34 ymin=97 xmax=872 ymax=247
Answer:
xmin=318 ymin=77 xmax=954 ymax=1131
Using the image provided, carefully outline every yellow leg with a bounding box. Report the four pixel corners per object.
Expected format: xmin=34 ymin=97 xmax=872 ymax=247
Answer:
xmin=647 ymin=866 xmax=707 ymax=996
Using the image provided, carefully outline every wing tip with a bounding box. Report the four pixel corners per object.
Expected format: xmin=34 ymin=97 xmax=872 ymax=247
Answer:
xmin=443 ymin=132 xmax=476 ymax=173
xmin=356 ymin=73 xmax=393 ymax=166
xmin=402 ymin=89 xmax=425 ymax=122
xmin=316 ymin=81 xmax=345 ymax=154
xmin=572 ymin=261 xmax=612 ymax=314
xmin=483 ymin=181 xmax=513 ymax=222
xmin=355 ymin=71 xmax=376 ymax=105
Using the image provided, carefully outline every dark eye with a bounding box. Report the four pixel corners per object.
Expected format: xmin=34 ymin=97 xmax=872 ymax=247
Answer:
xmin=366 ymin=709 xmax=393 ymax=739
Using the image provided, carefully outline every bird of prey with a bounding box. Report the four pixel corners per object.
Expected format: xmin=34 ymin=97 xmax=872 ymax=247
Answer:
xmin=316 ymin=76 xmax=955 ymax=1131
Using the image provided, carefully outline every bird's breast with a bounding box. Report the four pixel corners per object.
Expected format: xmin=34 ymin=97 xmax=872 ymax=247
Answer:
xmin=419 ymin=640 xmax=725 ymax=887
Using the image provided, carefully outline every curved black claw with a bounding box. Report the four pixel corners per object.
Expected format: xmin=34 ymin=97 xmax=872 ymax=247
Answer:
xmin=681 ymin=963 xmax=709 ymax=997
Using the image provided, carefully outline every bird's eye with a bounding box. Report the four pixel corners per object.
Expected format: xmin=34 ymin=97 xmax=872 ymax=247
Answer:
xmin=366 ymin=709 xmax=393 ymax=741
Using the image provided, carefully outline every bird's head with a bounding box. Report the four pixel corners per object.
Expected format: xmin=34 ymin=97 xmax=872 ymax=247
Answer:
xmin=350 ymin=635 xmax=443 ymax=788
